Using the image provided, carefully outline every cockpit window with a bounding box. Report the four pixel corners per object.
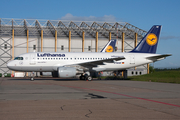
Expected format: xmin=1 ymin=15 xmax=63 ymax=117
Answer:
xmin=14 ymin=57 xmax=23 ymax=60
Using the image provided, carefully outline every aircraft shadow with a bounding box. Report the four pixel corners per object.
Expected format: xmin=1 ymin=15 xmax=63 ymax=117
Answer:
xmin=5 ymin=77 xmax=79 ymax=81
xmin=2 ymin=77 xmax=130 ymax=81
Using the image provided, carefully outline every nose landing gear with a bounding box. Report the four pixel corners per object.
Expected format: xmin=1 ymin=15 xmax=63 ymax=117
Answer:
xmin=30 ymin=72 xmax=35 ymax=81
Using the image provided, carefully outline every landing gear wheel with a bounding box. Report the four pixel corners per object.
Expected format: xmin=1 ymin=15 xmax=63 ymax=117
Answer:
xmin=30 ymin=77 xmax=34 ymax=81
xmin=87 ymin=76 xmax=92 ymax=81
xmin=30 ymin=72 xmax=35 ymax=81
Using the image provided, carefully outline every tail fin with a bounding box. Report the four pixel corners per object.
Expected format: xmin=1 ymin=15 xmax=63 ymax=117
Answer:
xmin=130 ymin=25 xmax=161 ymax=53
xmin=101 ymin=39 xmax=117 ymax=52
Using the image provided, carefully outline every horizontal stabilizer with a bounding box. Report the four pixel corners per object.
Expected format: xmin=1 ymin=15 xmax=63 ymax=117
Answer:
xmin=146 ymin=54 xmax=172 ymax=61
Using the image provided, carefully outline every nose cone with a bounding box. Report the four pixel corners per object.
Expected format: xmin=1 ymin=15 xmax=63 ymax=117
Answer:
xmin=7 ymin=61 xmax=15 ymax=70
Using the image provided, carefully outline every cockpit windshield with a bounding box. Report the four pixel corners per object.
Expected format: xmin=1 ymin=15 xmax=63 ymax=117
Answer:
xmin=14 ymin=57 xmax=23 ymax=60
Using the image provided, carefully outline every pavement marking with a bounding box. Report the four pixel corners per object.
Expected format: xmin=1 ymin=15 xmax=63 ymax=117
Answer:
xmin=61 ymin=85 xmax=180 ymax=108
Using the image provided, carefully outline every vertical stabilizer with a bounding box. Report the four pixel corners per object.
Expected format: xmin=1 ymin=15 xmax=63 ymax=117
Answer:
xmin=101 ymin=39 xmax=117 ymax=52
xmin=130 ymin=25 xmax=161 ymax=53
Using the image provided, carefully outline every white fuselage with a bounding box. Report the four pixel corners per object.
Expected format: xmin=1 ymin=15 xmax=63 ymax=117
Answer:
xmin=7 ymin=52 xmax=156 ymax=72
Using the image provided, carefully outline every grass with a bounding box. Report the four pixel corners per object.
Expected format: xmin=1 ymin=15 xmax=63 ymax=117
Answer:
xmin=129 ymin=70 xmax=180 ymax=84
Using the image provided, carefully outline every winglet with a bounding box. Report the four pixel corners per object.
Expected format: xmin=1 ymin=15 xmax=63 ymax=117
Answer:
xmin=130 ymin=25 xmax=161 ymax=54
xmin=101 ymin=39 xmax=117 ymax=52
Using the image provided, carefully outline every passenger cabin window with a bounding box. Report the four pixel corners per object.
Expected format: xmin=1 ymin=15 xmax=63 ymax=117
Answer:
xmin=14 ymin=57 xmax=23 ymax=60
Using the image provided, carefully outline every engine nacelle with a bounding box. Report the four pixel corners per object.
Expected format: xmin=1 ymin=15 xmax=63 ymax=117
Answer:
xmin=57 ymin=67 xmax=76 ymax=78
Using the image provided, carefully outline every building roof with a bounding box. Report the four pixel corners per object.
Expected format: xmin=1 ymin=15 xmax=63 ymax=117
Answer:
xmin=0 ymin=18 xmax=147 ymax=39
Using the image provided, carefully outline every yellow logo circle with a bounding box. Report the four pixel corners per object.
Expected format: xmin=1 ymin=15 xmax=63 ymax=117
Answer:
xmin=146 ymin=33 xmax=157 ymax=46
xmin=106 ymin=45 xmax=113 ymax=52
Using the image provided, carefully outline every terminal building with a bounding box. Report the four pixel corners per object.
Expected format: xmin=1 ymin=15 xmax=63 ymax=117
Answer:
xmin=0 ymin=18 xmax=149 ymax=77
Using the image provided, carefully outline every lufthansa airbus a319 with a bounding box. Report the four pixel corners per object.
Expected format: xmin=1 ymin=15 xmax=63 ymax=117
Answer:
xmin=7 ymin=25 xmax=171 ymax=81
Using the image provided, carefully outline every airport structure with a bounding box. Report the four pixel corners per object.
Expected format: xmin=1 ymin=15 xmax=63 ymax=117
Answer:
xmin=0 ymin=18 xmax=148 ymax=77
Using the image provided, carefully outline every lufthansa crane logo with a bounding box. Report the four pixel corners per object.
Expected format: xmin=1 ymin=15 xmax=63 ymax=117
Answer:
xmin=146 ymin=33 xmax=157 ymax=46
xmin=106 ymin=45 xmax=113 ymax=52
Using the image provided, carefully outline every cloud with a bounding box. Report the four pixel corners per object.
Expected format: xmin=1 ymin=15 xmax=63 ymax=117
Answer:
xmin=160 ymin=36 xmax=180 ymax=41
xmin=61 ymin=13 xmax=117 ymax=22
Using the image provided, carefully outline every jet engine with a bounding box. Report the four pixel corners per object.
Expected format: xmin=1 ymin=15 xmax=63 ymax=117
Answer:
xmin=57 ymin=67 xmax=77 ymax=77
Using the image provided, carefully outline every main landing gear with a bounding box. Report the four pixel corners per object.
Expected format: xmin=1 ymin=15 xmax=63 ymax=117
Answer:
xmin=80 ymin=74 xmax=92 ymax=81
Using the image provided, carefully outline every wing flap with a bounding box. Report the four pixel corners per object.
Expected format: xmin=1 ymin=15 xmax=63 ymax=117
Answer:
xmin=78 ymin=56 xmax=125 ymax=67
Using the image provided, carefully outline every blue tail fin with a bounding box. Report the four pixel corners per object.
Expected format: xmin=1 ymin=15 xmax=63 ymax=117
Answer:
xmin=130 ymin=25 xmax=161 ymax=53
xmin=101 ymin=39 xmax=117 ymax=52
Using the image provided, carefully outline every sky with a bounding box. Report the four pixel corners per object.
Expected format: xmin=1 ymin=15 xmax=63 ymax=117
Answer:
xmin=0 ymin=0 xmax=179 ymax=68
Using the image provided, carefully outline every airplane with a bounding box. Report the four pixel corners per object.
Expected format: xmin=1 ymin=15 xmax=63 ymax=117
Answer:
xmin=40 ymin=39 xmax=117 ymax=76
xmin=7 ymin=25 xmax=171 ymax=81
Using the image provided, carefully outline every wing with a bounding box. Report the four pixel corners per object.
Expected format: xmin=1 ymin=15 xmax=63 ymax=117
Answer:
xmin=77 ymin=56 xmax=125 ymax=67
xmin=146 ymin=54 xmax=171 ymax=61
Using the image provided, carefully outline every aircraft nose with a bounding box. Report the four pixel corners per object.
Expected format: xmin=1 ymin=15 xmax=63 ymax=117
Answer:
xmin=7 ymin=61 xmax=15 ymax=70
